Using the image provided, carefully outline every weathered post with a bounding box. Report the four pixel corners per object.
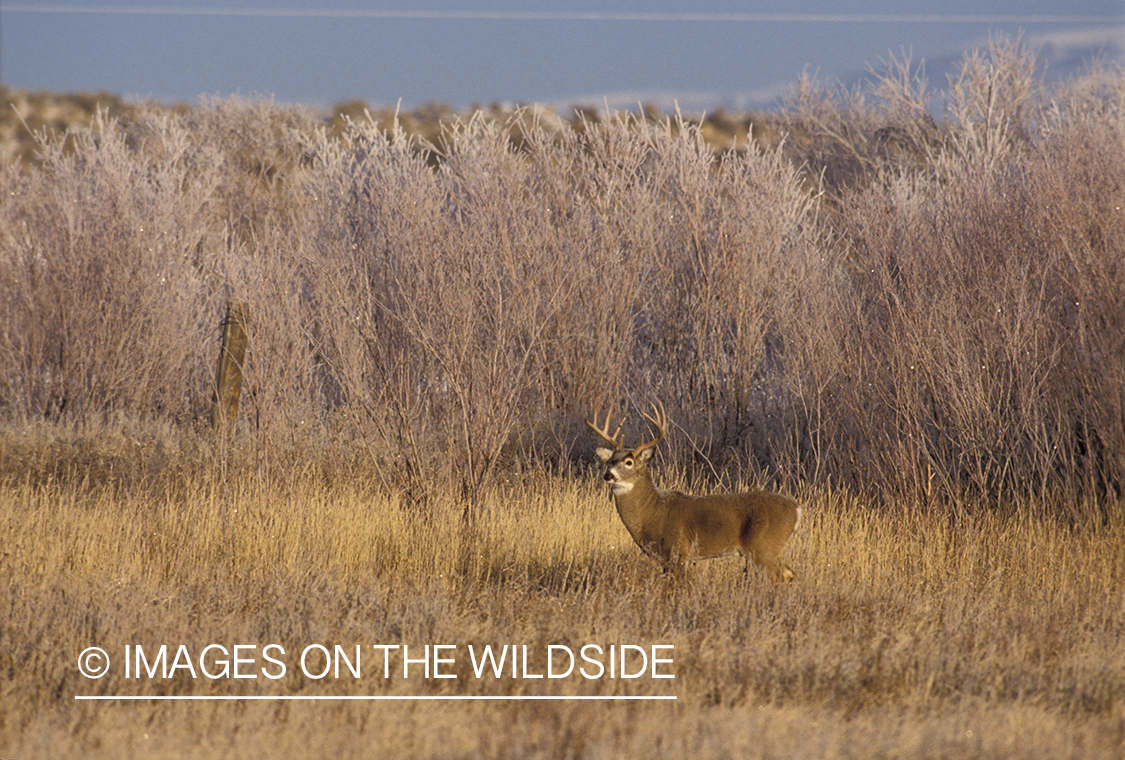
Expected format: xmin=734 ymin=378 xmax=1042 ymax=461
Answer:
xmin=211 ymin=300 xmax=250 ymax=430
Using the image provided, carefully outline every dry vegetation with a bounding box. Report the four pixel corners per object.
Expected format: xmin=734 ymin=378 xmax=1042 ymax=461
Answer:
xmin=2 ymin=38 xmax=1124 ymax=758
xmin=2 ymin=443 xmax=1123 ymax=758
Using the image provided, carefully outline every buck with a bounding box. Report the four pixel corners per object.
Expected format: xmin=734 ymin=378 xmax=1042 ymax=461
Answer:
xmin=587 ymin=404 xmax=800 ymax=582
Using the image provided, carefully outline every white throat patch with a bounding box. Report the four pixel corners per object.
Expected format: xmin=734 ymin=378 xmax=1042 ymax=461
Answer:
xmin=610 ymin=481 xmax=634 ymax=495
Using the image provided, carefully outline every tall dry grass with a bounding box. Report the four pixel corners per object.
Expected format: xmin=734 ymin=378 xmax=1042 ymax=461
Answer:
xmin=1 ymin=425 xmax=1122 ymax=757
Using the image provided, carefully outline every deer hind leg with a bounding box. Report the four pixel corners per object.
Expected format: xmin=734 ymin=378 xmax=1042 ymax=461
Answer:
xmin=745 ymin=540 xmax=796 ymax=583
xmin=743 ymin=518 xmax=798 ymax=583
xmin=751 ymin=554 xmax=795 ymax=583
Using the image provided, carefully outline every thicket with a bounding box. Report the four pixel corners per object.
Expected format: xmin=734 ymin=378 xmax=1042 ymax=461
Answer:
xmin=1 ymin=39 xmax=1122 ymax=519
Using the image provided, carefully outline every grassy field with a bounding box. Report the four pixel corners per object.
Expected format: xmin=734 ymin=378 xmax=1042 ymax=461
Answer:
xmin=1 ymin=423 xmax=1123 ymax=759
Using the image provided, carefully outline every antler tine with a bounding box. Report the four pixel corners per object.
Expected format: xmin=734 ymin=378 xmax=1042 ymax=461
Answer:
xmin=635 ymin=401 xmax=667 ymax=456
xmin=586 ymin=408 xmax=625 ymax=450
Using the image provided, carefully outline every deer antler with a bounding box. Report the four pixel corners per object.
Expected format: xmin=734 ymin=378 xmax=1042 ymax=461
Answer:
xmin=586 ymin=408 xmax=625 ymax=451
xmin=633 ymin=402 xmax=667 ymax=458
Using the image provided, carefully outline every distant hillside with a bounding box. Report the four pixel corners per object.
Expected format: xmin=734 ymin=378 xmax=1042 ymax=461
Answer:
xmin=588 ymin=26 xmax=1124 ymax=113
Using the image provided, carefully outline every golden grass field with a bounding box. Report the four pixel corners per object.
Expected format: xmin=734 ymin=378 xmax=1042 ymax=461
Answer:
xmin=2 ymin=422 xmax=1123 ymax=759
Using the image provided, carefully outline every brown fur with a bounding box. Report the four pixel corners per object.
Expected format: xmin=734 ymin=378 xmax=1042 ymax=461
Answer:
xmin=589 ymin=405 xmax=800 ymax=581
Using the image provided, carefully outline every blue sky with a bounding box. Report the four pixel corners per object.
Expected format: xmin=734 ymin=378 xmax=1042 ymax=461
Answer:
xmin=2 ymin=1 xmax=1122 ymax=110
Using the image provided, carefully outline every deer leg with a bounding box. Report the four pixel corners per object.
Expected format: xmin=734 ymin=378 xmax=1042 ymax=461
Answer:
xmin=757 ymin=555 xmax=796 ymax=583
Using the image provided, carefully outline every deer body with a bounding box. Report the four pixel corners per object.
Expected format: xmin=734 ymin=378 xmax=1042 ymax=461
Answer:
xmin=590 ymin=405 xmax=800 ymax=582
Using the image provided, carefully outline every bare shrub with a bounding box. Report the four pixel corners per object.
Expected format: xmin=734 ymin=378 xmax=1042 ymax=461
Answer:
xmin=299 ymin=113 xmax=572 ymax=511
xmin=294 ymin=107 xmax=826 ymax=501
xmin=1 ymin=39 xmax=1121 ymax=517
xmin=945 ymin=34 xmax=1043 ymax=165
xmin=822 ymin=47 xmax=1125 ymax=514
xmin=0 ymin=109 xmax=222 ymax=420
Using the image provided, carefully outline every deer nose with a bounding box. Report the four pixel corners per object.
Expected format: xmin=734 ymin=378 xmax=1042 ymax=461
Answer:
xmin=603 ymin=471 xmax=615 ymax=482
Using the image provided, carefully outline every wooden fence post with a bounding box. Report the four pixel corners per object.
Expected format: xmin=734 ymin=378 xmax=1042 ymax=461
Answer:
xmin=211 ymin=300 xmax=250 ymax=430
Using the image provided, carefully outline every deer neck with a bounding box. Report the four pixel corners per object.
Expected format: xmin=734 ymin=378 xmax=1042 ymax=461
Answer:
xmin=611 ymin=473 xmax=668 ymax=547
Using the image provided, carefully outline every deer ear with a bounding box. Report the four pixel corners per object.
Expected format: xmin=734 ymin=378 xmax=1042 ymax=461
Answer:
xmin=637 ymin=447 xmax=655 ymax=463
xmin=594 ymin=447 xmax=614 ymax=463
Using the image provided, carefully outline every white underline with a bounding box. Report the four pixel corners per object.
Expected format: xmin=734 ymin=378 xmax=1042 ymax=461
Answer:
xmin=1 ymin=6 xmax=1115 ymax=23
xmin=76 ymin=694 xmax=677 ymax=701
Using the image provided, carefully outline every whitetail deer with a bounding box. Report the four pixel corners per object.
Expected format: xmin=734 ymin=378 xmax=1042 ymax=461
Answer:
xmin=587 ymin=403 xmax=800 ymax=582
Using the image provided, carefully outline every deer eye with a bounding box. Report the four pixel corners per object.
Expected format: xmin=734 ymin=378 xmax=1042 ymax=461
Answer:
xmin=623 ymin=458 xmax=633 ymax=467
